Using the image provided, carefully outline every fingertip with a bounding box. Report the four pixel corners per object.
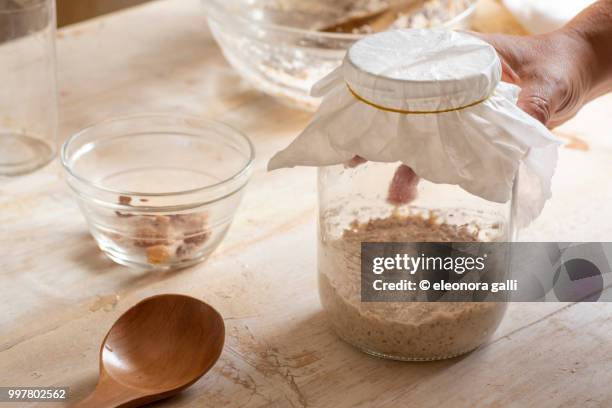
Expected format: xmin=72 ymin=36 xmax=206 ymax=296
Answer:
xmin=345 ymin=155 xmax=367 ymax=168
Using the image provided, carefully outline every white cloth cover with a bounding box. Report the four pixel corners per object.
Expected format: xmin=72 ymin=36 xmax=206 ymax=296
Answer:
xmin=268 ymin=29 xmax=559 ymax=227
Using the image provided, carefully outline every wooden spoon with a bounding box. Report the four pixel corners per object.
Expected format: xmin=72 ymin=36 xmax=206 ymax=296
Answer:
xmin=75 ymin=294 xmax=225 ymax=408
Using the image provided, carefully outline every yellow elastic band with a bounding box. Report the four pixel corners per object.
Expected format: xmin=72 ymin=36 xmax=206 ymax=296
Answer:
xmin=346 ymin=84 xmax=490 ymax=115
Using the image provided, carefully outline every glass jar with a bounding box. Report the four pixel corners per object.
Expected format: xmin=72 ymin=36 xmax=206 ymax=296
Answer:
xmin=317 ymin=161 xmax=515 ymax=361
xmin=0 ymin=0 xmax=58 ymax=176
xmin=267 ymin=29 xmax=556 ymax=360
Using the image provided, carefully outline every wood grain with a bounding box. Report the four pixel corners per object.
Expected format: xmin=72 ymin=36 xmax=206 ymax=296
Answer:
xmin=1 ymin=0 xmax=611 ymax=407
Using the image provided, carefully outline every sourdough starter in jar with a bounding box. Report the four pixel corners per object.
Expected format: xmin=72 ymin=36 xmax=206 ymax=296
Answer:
xmin=269 ymin=29 xmax=560 ymax=361
xmin=318 ymin=212 xmax=506 ymax=361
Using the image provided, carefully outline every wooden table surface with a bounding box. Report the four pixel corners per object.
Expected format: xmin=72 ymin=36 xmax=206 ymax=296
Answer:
xmin=2 ymin=1 xmax=612 ymax=407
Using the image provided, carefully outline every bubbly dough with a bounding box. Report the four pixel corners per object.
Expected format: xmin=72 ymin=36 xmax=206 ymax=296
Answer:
xmin=318 ymin=214 xmax=506 ymax=360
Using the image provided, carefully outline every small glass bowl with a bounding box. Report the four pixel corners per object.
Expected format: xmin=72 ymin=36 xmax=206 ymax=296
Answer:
xmin=61 ymin=114 xmax=255 ymax=270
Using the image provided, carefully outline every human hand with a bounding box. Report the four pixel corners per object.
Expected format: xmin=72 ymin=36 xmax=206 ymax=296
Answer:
xmin=474 ymin=30 xmax=596 ymax=128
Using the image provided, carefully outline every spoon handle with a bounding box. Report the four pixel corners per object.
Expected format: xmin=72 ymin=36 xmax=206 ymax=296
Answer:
xmin=74 ymin=374 xmax=140 ymax=408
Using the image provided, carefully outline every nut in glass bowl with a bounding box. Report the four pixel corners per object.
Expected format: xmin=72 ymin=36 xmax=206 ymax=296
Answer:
xmin=61 ymin=114 xmax=255 ymax=270
xmin=203 ymin=0 xmax=477 ymax=111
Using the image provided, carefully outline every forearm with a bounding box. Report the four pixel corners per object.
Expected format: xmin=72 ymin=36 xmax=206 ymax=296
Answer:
xmin=564 ymin=0 xmax=612 ymax=100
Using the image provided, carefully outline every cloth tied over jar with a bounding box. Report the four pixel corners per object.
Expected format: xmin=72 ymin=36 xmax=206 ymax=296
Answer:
xmin=268 ymin=29 xmax=560 ymax=227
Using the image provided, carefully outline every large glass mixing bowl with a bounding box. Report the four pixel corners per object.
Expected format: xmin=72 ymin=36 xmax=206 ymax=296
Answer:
xmin=203 ymin=0 xmax=477 ymax=111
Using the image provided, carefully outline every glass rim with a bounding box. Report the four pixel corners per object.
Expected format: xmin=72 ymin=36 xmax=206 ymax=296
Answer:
xmin=0 ymin=0 xmax=49 ymax=14
xmin=203 ymin=0 xmax=477 ymax=41
xmin=60 ymin=113 xmax=256 ymax=198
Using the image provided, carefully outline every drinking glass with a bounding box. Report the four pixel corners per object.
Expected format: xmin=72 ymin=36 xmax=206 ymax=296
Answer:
xmin=0 ymin=0 xmax=57 ymax=176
